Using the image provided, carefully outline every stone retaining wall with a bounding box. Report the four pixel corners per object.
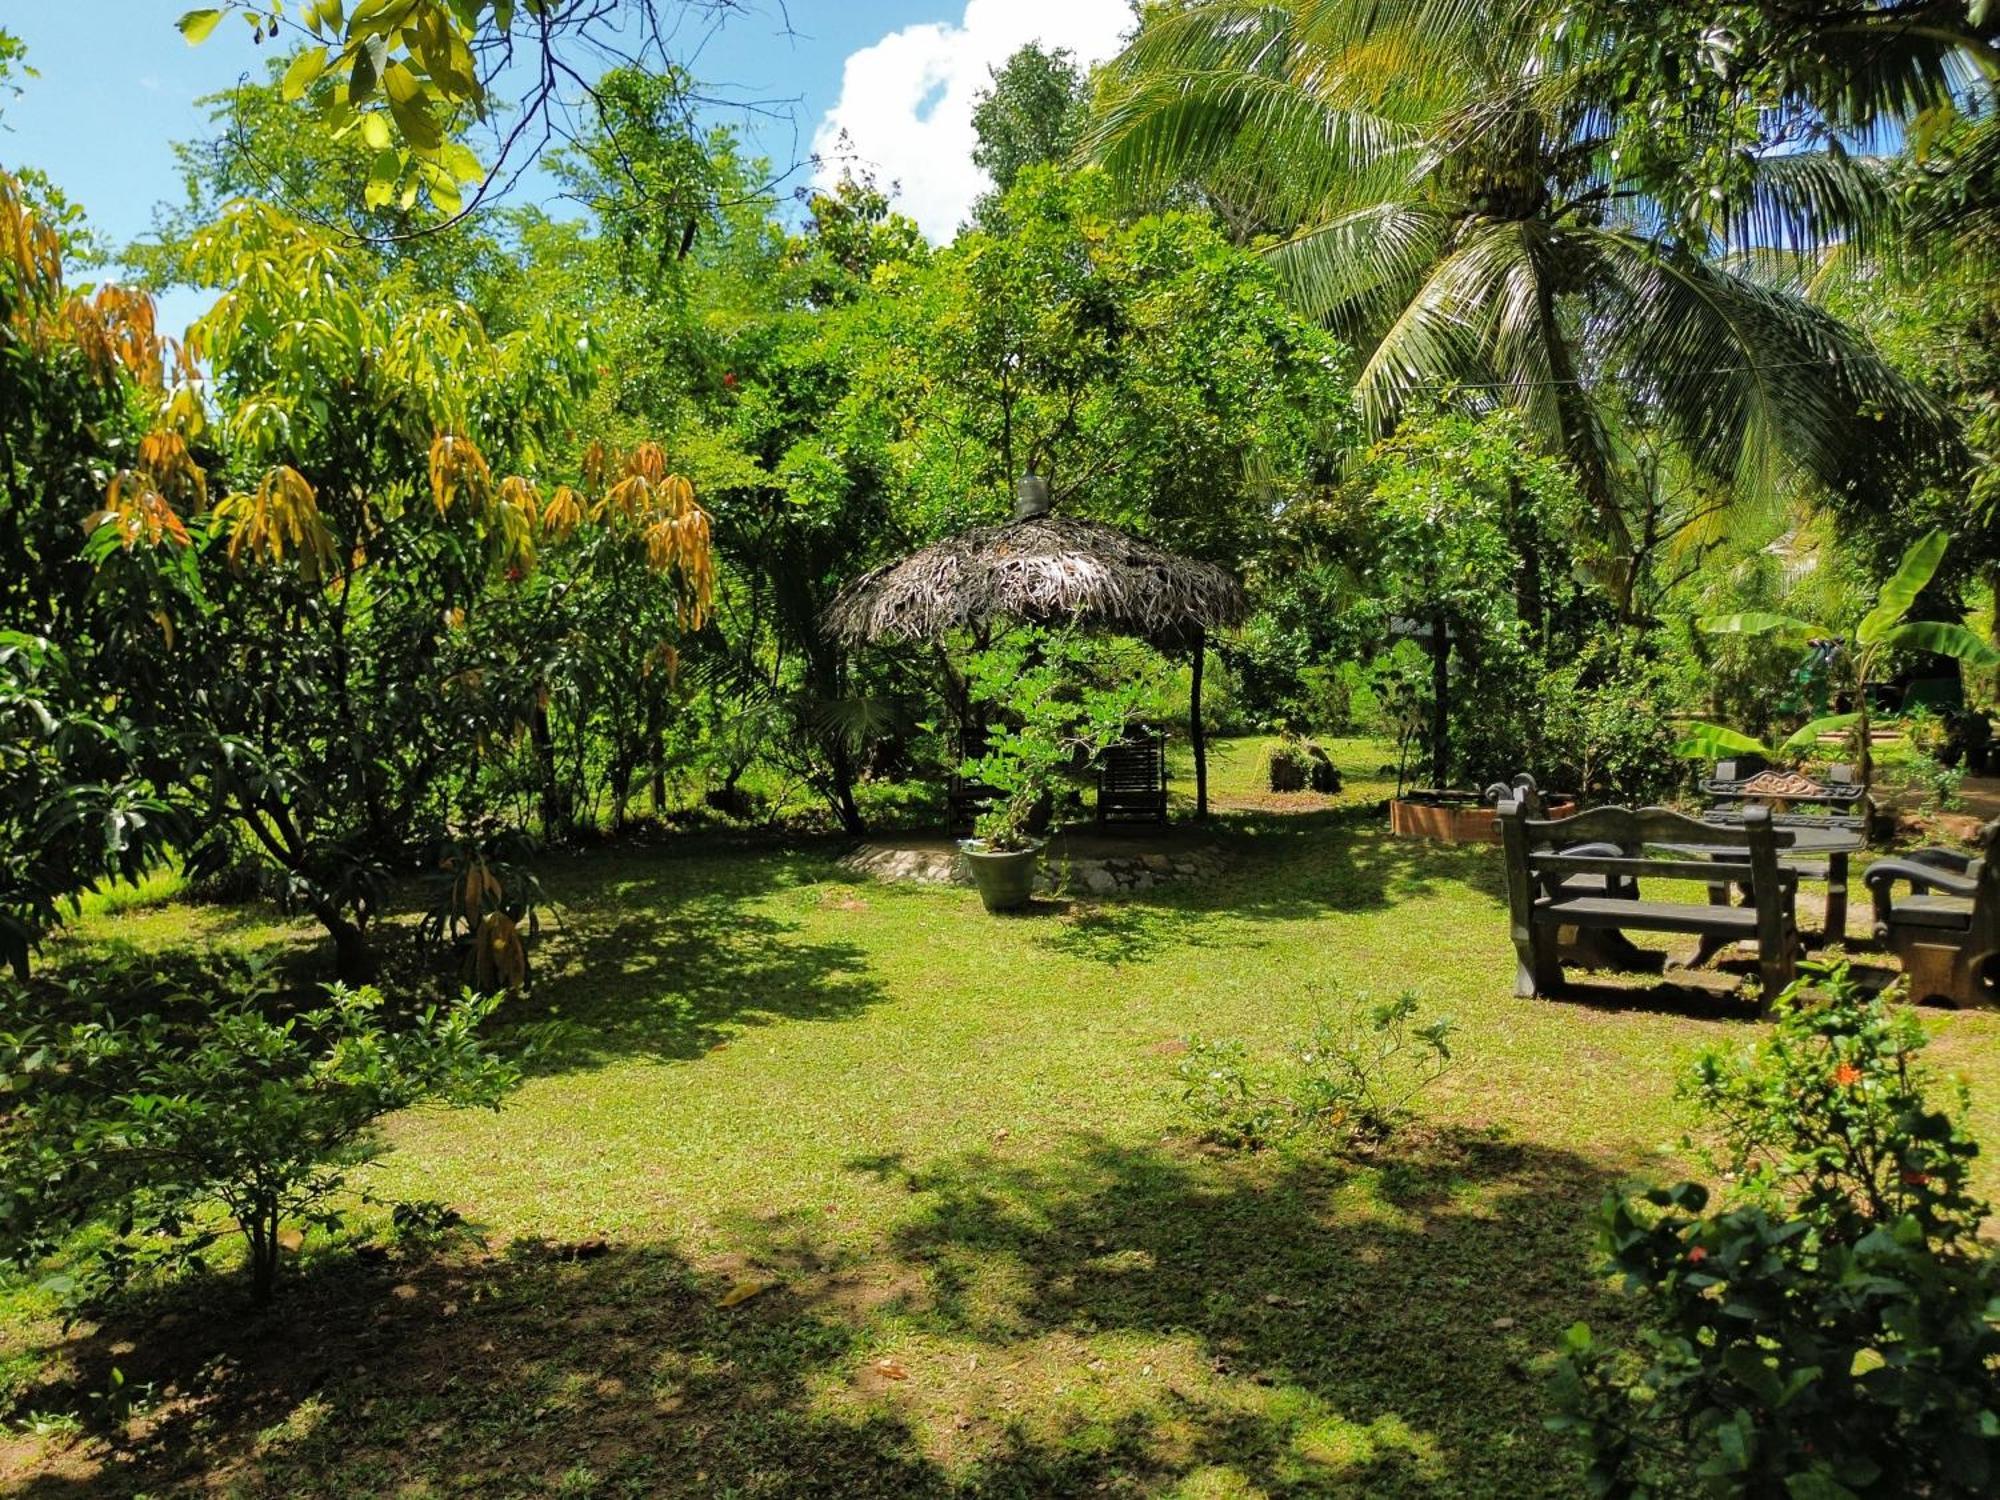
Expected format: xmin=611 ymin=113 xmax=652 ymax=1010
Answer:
xmin=839 ymin=843 xmax=1228 ymax=896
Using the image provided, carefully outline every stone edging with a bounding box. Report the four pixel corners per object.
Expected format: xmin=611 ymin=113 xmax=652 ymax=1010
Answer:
xmin=838 ymin=843 xmax=1229 ymax=896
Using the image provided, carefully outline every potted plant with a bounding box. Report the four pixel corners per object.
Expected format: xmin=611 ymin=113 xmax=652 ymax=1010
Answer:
xmin=960 ymin=787 xmax=1049 ymax=913
xmin=957 ymin=632 xmax=1143 ymax=913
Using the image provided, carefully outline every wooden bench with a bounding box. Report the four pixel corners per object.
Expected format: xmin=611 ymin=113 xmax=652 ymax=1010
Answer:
xmin=1097 ymin=732 xmax=1169 ymax=827
xmin=1864 ymin=818 xmax=2000 ymax=1007
xmin=1702 ymin=759 xmax=1870 ymax=826
xmin=1484 ymin=775 xmax=1656 ymax=970
xmin=1498 ymin=800 xmax=1799 ymax=1005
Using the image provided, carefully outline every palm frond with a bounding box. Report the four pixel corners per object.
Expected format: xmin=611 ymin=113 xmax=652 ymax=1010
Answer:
xmin=1589 ymin=228 xmax=1960 ymax=503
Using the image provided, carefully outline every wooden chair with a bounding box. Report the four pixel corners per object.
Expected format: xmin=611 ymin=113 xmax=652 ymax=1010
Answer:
xmin=1498 ymin=800 xmax=1799 ymax=1006
xmin=1097 ymin=731 xmax=1169 ymax=827
xmin=1863 ymin=819 xmax=2000 ymax=1007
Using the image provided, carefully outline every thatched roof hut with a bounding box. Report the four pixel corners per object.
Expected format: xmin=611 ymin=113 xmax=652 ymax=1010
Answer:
xmin=823 ymin=512 xmax=1248 ymax=649
xmin=823 ymin=480 xmax=1249 ymax=817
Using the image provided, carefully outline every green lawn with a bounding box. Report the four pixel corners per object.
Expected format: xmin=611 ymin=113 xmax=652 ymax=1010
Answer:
xmin=6 ymin=736 xmax=1998 ymax=1497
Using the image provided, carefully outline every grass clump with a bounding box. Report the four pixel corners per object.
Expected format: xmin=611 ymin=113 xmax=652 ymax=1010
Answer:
xmin=1173 ymin=987 xmax=1458 ymax=1151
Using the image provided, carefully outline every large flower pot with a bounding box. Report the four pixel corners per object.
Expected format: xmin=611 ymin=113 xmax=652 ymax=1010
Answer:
xmin=959 ymin=840 xmax=1043 ymax=912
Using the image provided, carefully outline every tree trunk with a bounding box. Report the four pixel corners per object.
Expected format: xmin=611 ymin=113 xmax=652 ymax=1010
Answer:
xmin=1855 ymin=670 xmax=1874 ymax=792
xmin=647 ymin=693 xmax=668 ymax=814
xmin=1430 ymin=610 xmax=1451 ymax=790
xmin=1191 ymin=629 xmax=1208 ymax=820
xmin=247 ymin=1202 xmax=280 ymax=1308
xmin=529 ymin=699 xmax=568 ymax=839
xmin=316 ymin=902 xmax=375 ymax=984
xmin=831 ymin=744 xmax=866 ymax=837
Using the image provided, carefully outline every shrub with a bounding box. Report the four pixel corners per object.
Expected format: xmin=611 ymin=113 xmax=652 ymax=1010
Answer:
xmin=1549 ymin=965 xmax=2000 ymax=1498
xmin=1173 ymin=990 xmax=1456 ymax=1150
xmin=0 ymin=950 xmax=519 ymax=1309
xmin=1265 ymin=734 xmax=1342 ymax=794
xmin=1909 ymin=752 xmax=1967 ymax=812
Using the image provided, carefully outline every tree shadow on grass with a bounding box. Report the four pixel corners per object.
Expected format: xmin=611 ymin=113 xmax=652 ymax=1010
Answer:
xmin=6 ymin=1130 xmax=1640 ymax=1498
xmin=501 ymin=843 xmax=891 ymax=1073
xmin=1015 ymin=807 xmax=1509 ymax=967
xmin=837 ymin=1126 xmax=1630 ymax=1497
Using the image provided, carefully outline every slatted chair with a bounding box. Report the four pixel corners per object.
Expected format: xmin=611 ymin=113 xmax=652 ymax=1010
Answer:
xmin=1097 ymin=730 xmax=1169 ymax=827
xmin=1864 ymin=819 xmax=2000 ymax=1007
xmin=1498 ymin=800 xmax=1799 ymax=1006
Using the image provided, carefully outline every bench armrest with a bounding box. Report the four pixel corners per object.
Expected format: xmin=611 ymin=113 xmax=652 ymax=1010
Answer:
xmin=1900 ymin=846 xmax=1976 ymax=876
xmin=1866 ymin=857 xmax=1977 ymax=931
xmin=1864 ymin=859 xmax=1978 ymax=899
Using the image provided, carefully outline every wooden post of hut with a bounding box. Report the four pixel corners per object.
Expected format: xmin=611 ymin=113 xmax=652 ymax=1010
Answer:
xmin=1191 ymin=625 xmax=1208 ymax=820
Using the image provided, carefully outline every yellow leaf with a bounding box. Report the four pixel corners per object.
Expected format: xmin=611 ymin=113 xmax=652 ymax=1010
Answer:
xmin=383 ymin=61 xmax=442 ymax=150
xmin=177 ymin=8 xmax=224 ymax=44
xmin=281 ymin=45 xmax=330 ymax=100
xmin=717 ymin=1277 xmax=777 ymax=1308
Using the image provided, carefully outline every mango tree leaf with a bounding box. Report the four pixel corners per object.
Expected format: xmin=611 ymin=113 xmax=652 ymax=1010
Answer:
xmin=1698 ymin=612 xmax=1815 ymax=644
xmin=363 ymin=149 xmax=400 ymax=209
xmin=1876 ymin=619 xmax=2000 ymax=667
xmin=438 ymin=141 xmax=484 ymax=184
xmin=1857 ymin=528 xmax=1949 ymax=645
xmin=177 ymin=9 xmax=224 ymax=43
xmin=1779 ymin=713 xmax=1862 ymax=754
xmin=1677 ymin=722 xmax=1772 ymax=761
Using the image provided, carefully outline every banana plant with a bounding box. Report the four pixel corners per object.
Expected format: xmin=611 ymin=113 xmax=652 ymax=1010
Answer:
xmin=1684 ymin=529 xmax=1999 ymax=788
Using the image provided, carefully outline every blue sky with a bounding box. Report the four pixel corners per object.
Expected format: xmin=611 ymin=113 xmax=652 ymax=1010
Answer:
xmin=1 ymin=1 xmax=1132 ymax=329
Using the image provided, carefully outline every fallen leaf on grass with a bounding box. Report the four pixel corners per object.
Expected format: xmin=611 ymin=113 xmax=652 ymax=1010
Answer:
xmin=872 ymin=1358 xmax=909 ymax=1381
xmin=718 ymin=1277 xmax=777 ymax=1308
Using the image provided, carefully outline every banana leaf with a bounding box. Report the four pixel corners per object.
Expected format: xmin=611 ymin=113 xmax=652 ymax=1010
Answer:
xmin=1856 ymin=528 xmax=1948 ymax=645
xmin=1876 ymin=618 xmax=2000 ymax=667
xmin=1778 ymin=712 xmax=1862 ymax=754
xmin=1697 ymin=612 xmax=1815 ymax=644
xmin=1675 ymin=721 xmax=1772 ymax=761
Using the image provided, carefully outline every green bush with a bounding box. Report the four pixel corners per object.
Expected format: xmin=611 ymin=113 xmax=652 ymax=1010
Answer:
xmin=1173 ymin=990 xmax=1456 ymax=1150
xmin=1549 ymin=965 xmax=2000 ymax=1497
xmin=0 ymin=949 xmax=519 ymax=1309
xmin=1264 ymin=734 xmax=1341 ymax=794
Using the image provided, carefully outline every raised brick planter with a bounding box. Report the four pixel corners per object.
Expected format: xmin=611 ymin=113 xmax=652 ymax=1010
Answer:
xmin=1389 ymin=795 xmax=1575 ymax=844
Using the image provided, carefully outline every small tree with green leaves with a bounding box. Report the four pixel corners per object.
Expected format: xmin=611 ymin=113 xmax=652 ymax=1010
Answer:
xmin=960 ymin=632 xmax=1145 ymax=851
xmin=0 ymin=951 xmax=519 ymax=1309
xmin=1689 ymin=529 xmax=2000 ymax=786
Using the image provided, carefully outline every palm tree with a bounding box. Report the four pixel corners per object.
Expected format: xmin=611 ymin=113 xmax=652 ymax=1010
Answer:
xmin=1083 ymin=1 xmax=1965 ymax=595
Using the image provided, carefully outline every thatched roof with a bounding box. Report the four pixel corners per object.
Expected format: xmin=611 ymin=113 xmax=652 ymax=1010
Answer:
xmin=824 ymin=513 xmax=1249 ymax=648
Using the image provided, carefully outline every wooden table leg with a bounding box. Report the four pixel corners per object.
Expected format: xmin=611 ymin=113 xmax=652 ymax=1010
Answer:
xmin=1824 ymin=852 xmax=1848 ymax=946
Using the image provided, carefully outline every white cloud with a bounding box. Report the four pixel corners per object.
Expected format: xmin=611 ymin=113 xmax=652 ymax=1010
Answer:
xmin=813 ymin=0 xmax=1132 ymax=242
